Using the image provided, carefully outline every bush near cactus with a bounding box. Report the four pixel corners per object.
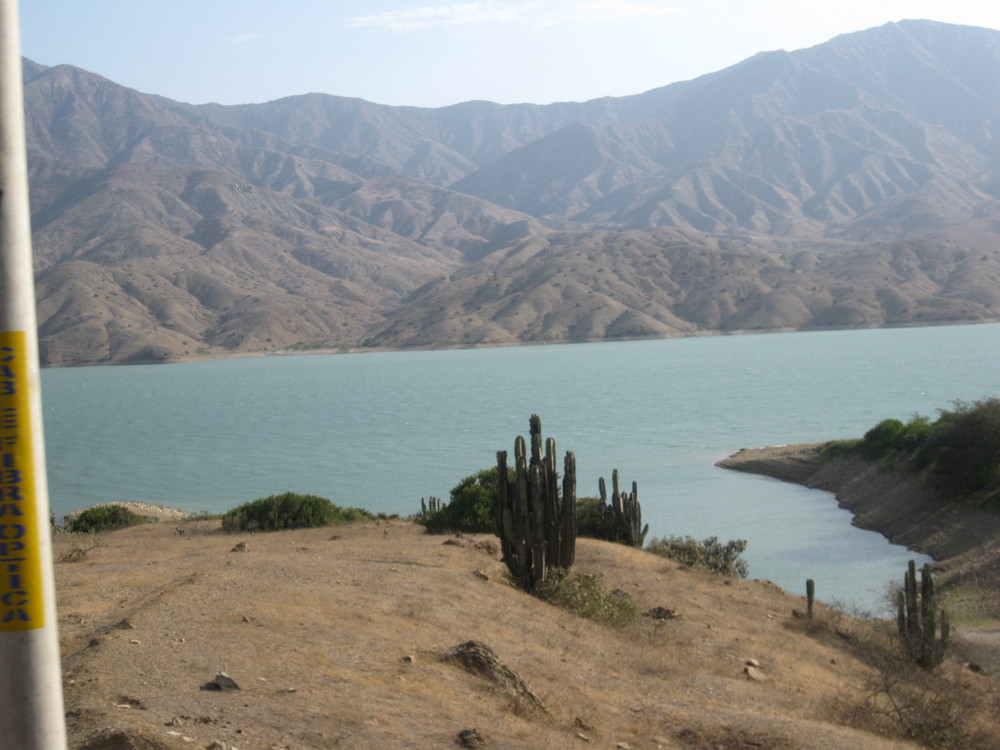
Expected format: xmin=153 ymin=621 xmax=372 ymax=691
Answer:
xmin=221 ymin=492 xmax=371 ymax=532
xmin=418 ymin=468 xmax=499 ymax=533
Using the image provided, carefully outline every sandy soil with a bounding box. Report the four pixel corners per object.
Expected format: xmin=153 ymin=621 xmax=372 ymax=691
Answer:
xmin=52 ymin=515 xmax=1000 ymax=750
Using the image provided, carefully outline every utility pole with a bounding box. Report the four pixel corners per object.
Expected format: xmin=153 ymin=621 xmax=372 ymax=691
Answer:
xmin=0 ymin=0 xmax=68 ymax=747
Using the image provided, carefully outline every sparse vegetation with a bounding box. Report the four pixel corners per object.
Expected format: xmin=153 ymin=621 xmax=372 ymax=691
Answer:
xmin=531 ymin=568 xmax=638 ymax=626
xmin=66 ymin=505 xmax=152 ymax=534
xmin=221 ymin=492 xmax=371 ymax=532
xmin=646 ymin=535 xmax=749 ymax=578
xmin=829 ymin=619 xmax=986 ymax=750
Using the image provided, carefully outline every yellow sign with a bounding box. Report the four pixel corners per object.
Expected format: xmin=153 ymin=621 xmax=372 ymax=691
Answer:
xmin=0 ymin=330 xmax=45 ymax=630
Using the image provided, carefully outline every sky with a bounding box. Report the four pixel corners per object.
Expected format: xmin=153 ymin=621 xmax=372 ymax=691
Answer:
xmin=17 ymin=1 xmax=1000 ymax=109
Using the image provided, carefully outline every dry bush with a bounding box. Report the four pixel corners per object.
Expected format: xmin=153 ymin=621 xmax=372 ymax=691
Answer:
xmin=823 ymin=618 xmax=999 ymax=749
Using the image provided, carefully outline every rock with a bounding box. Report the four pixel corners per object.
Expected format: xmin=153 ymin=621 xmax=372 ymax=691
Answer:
xmin=745 ymin=658 xmax=761 ymax=668
xmin=744 ymin=665 xmax=768 ymax=682
xmin=401 ymin=655 xmax=414 ymax=663
xmin=230 ymin=542 xmax=247 ymax=552
xmin=474 ymin=540 xmax=499 ymax=556
xmin=113 ymin=619 xmax=136 ymax=630
xmin=472 ymin=569 xmax=489 ymax=581
xmin=457 ymin=728 xmax=486 ymax=747
xmin=444 ymin=640 xmax=545 ymax=712
xmin=213 ymin=672 xmax=241 ymax=690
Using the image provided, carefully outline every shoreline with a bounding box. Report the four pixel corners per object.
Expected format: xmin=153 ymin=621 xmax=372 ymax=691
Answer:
xmin=717 ymin=443 xmax=1000 ymax=601
xmin=41 ymin=318 xmax=1000 ymax=368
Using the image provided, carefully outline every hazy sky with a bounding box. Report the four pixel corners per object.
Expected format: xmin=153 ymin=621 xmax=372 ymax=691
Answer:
xmin=18 ymin=1 xmax=1000 ymax=108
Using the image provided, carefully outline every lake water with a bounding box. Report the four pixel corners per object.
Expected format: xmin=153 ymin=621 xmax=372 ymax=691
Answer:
xmin=40 ymin=323 xmax=1000 ymax=613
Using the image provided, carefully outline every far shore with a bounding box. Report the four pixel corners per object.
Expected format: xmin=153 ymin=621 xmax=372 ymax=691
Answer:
xmin=40 ymin=318 xmax=1000 ymax=368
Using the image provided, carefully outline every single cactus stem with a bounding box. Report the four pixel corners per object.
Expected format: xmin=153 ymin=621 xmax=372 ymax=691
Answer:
xmin=420 ymin=497 xmax=427 ymax=517
xmin=560 ymin=451 xmax=577 ymax=568
xmin=806 ymin=579 xmax=815 ymax=620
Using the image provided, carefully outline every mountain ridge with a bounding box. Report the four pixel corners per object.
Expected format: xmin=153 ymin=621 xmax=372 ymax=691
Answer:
xmin=22 ymin=19 xmax=1000 ymax=365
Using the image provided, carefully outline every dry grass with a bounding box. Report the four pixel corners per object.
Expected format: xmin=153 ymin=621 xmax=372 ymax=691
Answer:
xmin=53 ymin=519 xmax=1000 ymax=749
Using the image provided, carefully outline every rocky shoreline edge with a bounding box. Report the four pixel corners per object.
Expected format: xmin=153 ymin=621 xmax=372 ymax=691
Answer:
xmin=718 ymin=443 xmax=1000 ymax=610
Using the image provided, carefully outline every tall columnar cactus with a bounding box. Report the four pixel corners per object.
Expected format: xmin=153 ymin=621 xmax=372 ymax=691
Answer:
xmin=896 ymin=560 xmax=950 ymax=669
xmin=496 ymin=415 xmax=576 ymax=590
xmin=597 ymin=469 xmax=649 ymax=548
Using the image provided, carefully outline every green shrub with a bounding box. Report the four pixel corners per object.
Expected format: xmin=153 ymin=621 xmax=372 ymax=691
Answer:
xmin=532 ymin=568 xmax=638 ymax=626
xmin=221 ymin=492 xmax=371 ymax=532
xmin=420 ymin=468 xmax=498 ymax=534
xmin=857 ymin=416 xmax=933 ymax=463
xmin=916 ymin=398 xmax=1000 ymax=504
xmin=67 ymin=505 xmax=152 ymax=533
xmin=646 ymin=535 xmax=749 ymax=578
xmin=575 ymin=496 xmax=620 ymax=541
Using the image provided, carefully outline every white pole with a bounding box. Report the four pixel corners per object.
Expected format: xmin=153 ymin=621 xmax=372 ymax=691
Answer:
xmin=0 ymin=0 xmax=68 ymax=747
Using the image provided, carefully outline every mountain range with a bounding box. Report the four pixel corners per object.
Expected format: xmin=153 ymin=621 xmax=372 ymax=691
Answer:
xmin=22 ymin=19 xmax=1000 ymax=365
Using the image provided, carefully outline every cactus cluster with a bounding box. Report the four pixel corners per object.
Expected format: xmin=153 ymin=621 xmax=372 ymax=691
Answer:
xmin=597 ymin=469 xmax=649 ymax=548
xmin=496 ymin=415 xmax=577 ymax=590
xmin=419 ymin=496 xmax=442 ymax=518
xmin=897 ymin=560 xmax=950 ymax=669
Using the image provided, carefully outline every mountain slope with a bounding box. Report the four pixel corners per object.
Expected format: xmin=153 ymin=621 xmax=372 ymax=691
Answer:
xmin=21 ymin=20 xmax=1000 ymax=365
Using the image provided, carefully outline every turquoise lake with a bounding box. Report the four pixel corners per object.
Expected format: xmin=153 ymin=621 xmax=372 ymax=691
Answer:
xmin=40 ymin=323 xmax=1000 ymax=613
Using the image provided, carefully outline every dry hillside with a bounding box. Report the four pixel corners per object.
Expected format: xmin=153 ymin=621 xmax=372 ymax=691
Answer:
xmin=54 ymin=517 xmax=1000 ymax=750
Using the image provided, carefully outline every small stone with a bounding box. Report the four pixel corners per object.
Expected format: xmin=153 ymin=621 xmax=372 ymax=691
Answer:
xmin=745 ymin=658 xmax=761 ymax=668
xmin=230 ymin=542 xmax=247 ymax=552
xmin=401 ymin=655 xmax=414 ymax=663
xmin=744 ymin=665 xmax=768 ymax=682
xmin=576 ymin=733 xmax=591 ymax=742
xmin=616 ymin=743 xmax=631 ymax=749
xmin=213 ymin=672 xmax=241 ymax=690
xmin=472 ymin=569 xmax=489 ymax=581
xmin=113 ymin=619 xmax=136 ymax=630
xmin=457 ymin=728 xmax=486 ymax=748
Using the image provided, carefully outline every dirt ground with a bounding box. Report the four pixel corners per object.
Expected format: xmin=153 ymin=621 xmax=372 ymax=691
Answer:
xmin=53 ymin=515 xmax=1000 ymax=750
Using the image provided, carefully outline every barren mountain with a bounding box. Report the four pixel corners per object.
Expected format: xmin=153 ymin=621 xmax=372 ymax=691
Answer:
xmin=22 ymin=19 xmax=1000 ymax=365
